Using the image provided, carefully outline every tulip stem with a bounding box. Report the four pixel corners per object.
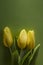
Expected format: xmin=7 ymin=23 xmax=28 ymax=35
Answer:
xmin=18 ymin=49 xmax=22 ymax=65
xmin=9 ymin=47 xmax=14 ymax=65
xmin=9 ymin=47 xmax=12 ymax=55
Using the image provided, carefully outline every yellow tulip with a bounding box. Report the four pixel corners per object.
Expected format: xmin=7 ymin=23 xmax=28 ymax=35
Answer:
xmin=3 ymin=27 xmax=13 ymax=47
xmin=27 ymin=30 xmax=35 ymax=49
xmin=17 ymin=29 xmax=27 ymax=49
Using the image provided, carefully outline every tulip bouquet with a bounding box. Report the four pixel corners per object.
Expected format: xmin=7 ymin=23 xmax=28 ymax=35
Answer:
xmin=3 ymin=27 xmax=40 ymax=65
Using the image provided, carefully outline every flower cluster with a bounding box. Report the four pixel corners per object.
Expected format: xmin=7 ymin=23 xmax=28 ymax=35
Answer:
xmin=3 ymin=27 xmax=35 ymax=50
xmin=3 ymin=26 xmax=40 ymax=65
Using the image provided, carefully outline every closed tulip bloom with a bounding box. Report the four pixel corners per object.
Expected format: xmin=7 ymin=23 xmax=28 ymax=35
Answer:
xmin=3 ymin=27 xmax=13 ymax=47
xmin=27 ymin=30 xmax=35 ymax=49
xmin=17 ymin=29 xmax=27 ymax=49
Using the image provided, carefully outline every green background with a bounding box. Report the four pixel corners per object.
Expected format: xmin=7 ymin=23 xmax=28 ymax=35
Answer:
xmin=0 ymin=0 xmax=43 ymax=65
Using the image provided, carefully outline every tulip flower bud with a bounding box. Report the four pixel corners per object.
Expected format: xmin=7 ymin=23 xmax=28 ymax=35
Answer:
xmin=17 ymin=29 xmax=27 ymax=49
xmin=27 ymin=30 xmax=35 ymax=49
xmin=3 ymin=27 xmax=13 ymax=47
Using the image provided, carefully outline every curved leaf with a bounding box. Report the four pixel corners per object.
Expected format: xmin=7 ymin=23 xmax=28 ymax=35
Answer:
xmin=28 ymin=44 xmax=40 ymax=65
xmin=21 ymin=49 xmax=32 ymax=65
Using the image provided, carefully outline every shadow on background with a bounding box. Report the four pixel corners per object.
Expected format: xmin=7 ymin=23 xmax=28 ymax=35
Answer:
xmin=3 ymin=47 xmax=11 ymax=65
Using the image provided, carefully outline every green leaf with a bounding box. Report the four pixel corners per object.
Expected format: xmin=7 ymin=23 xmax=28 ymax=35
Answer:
xmin=21 ymin=49 xmax=32 ymax=65
xmin=28 ymin=43 xmax=40 ymax=65
xmin=12 ymin=50 xmax=19 ymax=65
